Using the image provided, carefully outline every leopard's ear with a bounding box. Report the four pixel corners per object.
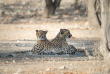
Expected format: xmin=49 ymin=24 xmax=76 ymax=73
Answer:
xmin=45 ymin=30 xmax=48 ymax=33
xmin=36 ymin=30 xmax=38 ymax=32
xmin=60 ymin=29 xmax=64 ymax=34
xmin=60 ymin=29 xmax=63 ymax=31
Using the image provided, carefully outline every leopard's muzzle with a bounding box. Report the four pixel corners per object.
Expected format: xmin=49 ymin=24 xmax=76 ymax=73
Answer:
xmin=68 ymin=34 xmax=72 ymax=38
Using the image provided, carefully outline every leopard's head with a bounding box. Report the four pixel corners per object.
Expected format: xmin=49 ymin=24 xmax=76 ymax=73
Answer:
xmin=36 ymin=30 xmax=48 ymax=40
xmin=56 ymin=29 xmax=72 ymax=39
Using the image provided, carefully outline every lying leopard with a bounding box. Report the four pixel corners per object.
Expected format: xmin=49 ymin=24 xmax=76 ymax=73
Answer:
xmin=7 ymin=30 xmax=51 ymax=57
xmin=51 ymin=29 xmax=77 ymax=54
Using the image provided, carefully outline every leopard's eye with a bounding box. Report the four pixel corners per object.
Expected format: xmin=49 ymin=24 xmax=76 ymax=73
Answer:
xmin=39 ymin=36 xmax=42 ymax=38
xmin=61 ymin=31 xmax=64 ymax=34
xmin=67 ymin=31 xmax=70 ymax=33
xmin=42 ymin=36 xmax=44 ymax=38
xmin=41 ymin=35 xmax=44 ymax=39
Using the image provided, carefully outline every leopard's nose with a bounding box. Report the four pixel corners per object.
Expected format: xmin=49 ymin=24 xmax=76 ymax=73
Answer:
xmin=69 ymin=35 xmax=72 ymax=38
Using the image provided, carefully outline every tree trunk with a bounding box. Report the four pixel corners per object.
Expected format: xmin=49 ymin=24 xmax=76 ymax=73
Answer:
xmin=44 ymin=0 xmax=61 ymax=17
xmin=54 ymin=0 xmax=61 ymax=9
xmin=88 ymin=0 xmax=100 ymax=29
xmin=101 ymin=0 xmax=110 ymax=52
xmin=73 ymin=0 xmax=78 ymax=9
xmin=101 ymin=0 xmax=110 ymax=70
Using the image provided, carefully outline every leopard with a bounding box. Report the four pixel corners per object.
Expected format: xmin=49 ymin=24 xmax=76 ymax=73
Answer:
xmin=7 ymin=30 xmax=52 ymax=57
xmin=50 ymin=29 xmax=77 ymax=54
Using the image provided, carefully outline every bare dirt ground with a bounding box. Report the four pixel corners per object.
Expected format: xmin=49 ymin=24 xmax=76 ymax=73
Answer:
xmin=0 ymin=56 xmax=108 ymax=74
xmin=0 ymin=21 xmax=101 ymax=40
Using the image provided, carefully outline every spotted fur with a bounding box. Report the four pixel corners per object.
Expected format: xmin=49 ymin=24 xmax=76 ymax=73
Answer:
xmin=8 ymin=30 xmax=51 ymax=57
xmin=51 ymin=29 xmax=77 ymax=54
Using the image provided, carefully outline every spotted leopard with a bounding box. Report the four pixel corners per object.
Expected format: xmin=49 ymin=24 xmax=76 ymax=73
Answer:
xmin=51 ymin=29 xmax=77 ymax=54
xmin=7 ymin=30 xmax=51 ymax=57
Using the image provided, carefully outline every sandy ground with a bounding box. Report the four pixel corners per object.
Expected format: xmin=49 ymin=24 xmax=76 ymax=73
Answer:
xmin=0 ymin=57 xmax=108 ymax=74
xmin=0 ymin=21 xmax=101 ymax=40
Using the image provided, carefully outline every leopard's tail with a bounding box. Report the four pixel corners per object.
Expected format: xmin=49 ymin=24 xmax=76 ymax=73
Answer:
xmin=7 ymin=50 xmax=34 ymax=57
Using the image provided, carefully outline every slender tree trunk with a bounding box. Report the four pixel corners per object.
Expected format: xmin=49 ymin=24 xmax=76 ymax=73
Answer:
xmin=88 ymin=0 xmax=100 ymax=29
xmin=74 ymin=0 xmax=78 ymax=9
xmin=44 ymin=0 xmax=61 ymax=17
xmin=54 ymin=0 xmax=61 ymax=9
